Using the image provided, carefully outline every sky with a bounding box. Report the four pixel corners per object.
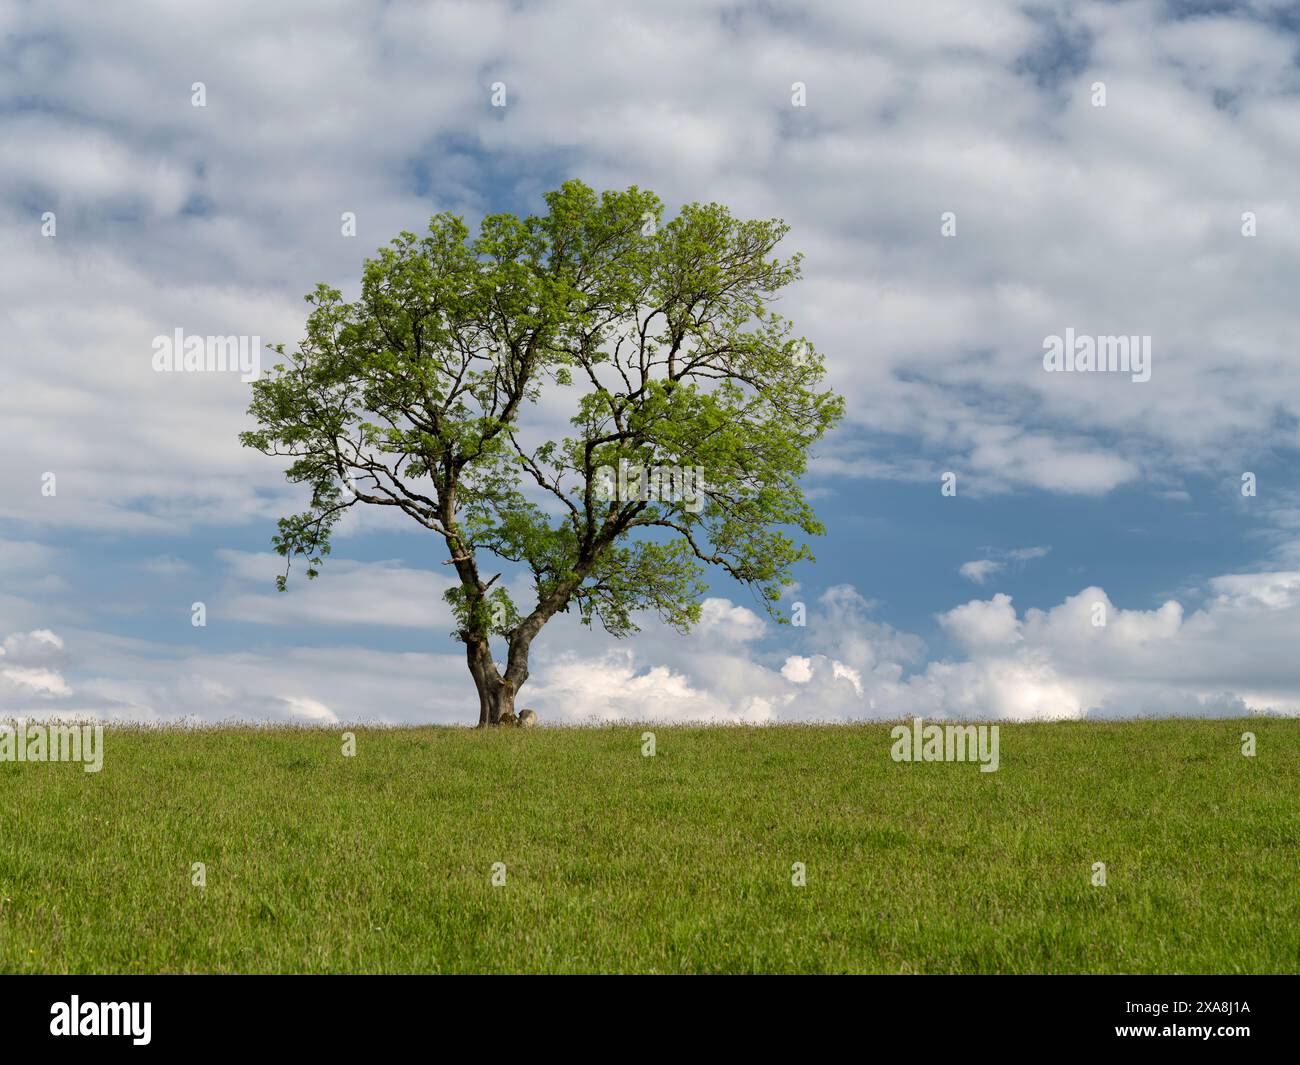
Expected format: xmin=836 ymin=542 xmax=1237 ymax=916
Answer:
xmin=3 ymin=0 xmax=1300 ymax=725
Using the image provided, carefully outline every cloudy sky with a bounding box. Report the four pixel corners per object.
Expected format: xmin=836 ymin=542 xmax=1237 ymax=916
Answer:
xmin=3 ymin=0 xmax=1300 ymax=725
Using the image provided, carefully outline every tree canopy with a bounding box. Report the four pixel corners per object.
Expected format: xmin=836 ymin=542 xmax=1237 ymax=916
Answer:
xmin=241 ymin=180 xmax=843 ymax=725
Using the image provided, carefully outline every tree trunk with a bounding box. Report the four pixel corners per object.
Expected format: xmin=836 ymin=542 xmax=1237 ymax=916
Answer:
xmin=466 ymin=631 xmax=521 ymax=726
xmin=461 ymin=571 xmax=570 ymax=726
xmin=486 ymin=681 xmax=516 ymax=725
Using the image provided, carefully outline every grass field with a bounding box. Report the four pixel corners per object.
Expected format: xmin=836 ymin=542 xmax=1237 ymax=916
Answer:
xmin=1 ymin=719 xmax=1297 ymax=974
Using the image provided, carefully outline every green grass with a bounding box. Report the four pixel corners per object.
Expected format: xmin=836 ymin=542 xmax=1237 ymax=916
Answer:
xmin=1 ymin=719 xmax=1297 ymax=973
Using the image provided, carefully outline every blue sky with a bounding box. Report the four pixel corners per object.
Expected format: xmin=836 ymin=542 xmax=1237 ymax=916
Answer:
xmin=3 ymin=0 xmax=1300 ymax=724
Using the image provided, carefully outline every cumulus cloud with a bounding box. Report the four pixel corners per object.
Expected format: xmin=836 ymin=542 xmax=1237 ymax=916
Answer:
xmin=2 ymin=628 xmax=65 ymax=660
xmin=0 ymin=629 xmax=73 ymax=705
xmin=7 ymin=561 xmax=1300 ymax=724
xmin=536 ymin=568 xmax=1300 ymax=722
xmin=695 ymin=598 xmax=768 ymax=643
xmin=528 ymin=650 xmax=761 ymax=724
xmin=4 ymin=2 xmax=1300 ymax=725
xmin=939 ymin=594 xmax=1024 ymax=651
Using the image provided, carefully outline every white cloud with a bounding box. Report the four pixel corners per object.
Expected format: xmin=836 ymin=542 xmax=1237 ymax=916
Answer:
xmin=961 ymin=547 xmax=1052 ymax=583
xmin=939 ymin=593 xmax=1023 ymax=651
xmin=7 ymin=558 xmax=1300 ymax=724
xmin=4 ymin=2 xmax=1300 ymax=726
xmin=3 ymin=0 xmax=1299 ymax=529
xmin=527 ymin=650 xmax=760 ymax=724
xmin=780 ymin=655 xmax=813 ymax=684
xmin=959 ymin=559 xmax=1003 ymax=584
xmin=2 ymin=628 xmax=65 ymax=658
xmin=527 ymin=572 xmax=1300 ymax=722
xmin=281 ymin=695 xmax=339 ymax=724
xmin=1205 ymin=571 xmax=1300 ymax=610
xmin=217 ymin=551 xmax=456 ymax=629
xmin=0 ymin=667 xmax=71 ymax=698
xmin=695 ymin=598 xmax=767 ymax=643
xmin=0 ymin=628 xmax=73 ymax=704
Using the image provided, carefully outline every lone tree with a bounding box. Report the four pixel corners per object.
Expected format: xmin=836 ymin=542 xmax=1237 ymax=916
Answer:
xmin=242 ymin=181 xmax=843 ymax=726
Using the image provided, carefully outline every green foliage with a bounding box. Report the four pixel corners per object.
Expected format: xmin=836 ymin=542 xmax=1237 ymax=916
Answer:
xmin=241 ymin=181 xmax=844 ymax=654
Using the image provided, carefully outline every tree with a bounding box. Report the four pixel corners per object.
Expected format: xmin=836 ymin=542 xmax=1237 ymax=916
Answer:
xmin=241 ymin=181 xmax=844 ymax=726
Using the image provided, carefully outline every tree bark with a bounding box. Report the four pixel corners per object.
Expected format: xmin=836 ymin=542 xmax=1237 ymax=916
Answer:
xmin=467 ymin=631 xmax=521 ymax=726
xmin=475 ymin=677 xmax=517 ymax=725
xmin=458 ymin=542 xmax=600 ymax=726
